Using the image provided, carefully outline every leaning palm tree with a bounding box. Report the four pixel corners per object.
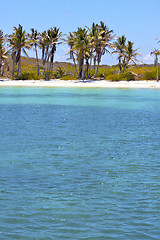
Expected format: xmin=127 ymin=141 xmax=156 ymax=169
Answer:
xmin=125 ymin=41 xmax=142 ymax=69
xmin=150 ymin=48 xmax=160 ymax=81
xmin=28 ymin=28 xmax=40 ymax=75
xmin=112 ymin=35 xmax=127 ymax=73
xmin=65 ymin=32 xmax=79 ymax=76
xmin=113 ymin=37 xmax=142 ymax=74
xmin=8 ymin=24 xmax=30 ymax=77
xmin=0 ymin=44 xmax=9 ymax=76
xmin=0 ymin=30 xmax=9 ymax=76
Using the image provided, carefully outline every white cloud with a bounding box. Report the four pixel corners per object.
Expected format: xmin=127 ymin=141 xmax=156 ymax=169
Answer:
xmin=143 ymin=54 xmax=154 ymax=64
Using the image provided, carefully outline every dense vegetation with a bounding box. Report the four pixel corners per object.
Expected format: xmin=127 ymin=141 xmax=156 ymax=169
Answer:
xmin=0 ymin=23 xmax=160 ymax=81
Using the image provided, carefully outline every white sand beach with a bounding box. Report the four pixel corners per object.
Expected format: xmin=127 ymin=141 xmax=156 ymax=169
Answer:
xmin=0 ymin=79 xmax=160 ymax=89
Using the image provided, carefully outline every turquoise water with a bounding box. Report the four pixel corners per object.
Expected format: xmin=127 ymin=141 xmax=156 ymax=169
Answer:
xmin=0 ymin=87 xmax=160 ymax=239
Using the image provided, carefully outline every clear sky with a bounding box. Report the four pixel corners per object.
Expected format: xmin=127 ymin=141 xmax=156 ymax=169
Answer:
xmin=1 ymin=0 xmax=160 ymax=65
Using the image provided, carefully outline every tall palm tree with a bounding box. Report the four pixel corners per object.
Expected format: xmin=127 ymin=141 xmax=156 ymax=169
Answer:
xmin=65 ymin=22 xmax=114 ymax=79
xmin=39 ymin=27 xmax=61 ymax=80
xmin=65 ymin=32 xmax=79 ymax=76
xmin=86 ymin=22 xmax=98 ymax=71
xmin=65 ymin=28 xmax=89 ymax=79
xmin=113 ymin=36 xmax=142 ymax=73
xmin=73 ymin=28 xmax=90 ymax=79
xmin=29 ymin=28 xmax=40 ymax=75
xmin=150 ymin=48 xmax=160 ymax=81
xmin=39 ymin=30 xmax=48 ymax=75
xmin=91 ymin=21 xmax=114 ymax=78
xmin=8 ymin=24 xmax=30 ymax=77
xmin=0 ymin=30 xmax=9 ymax=76
xmin=112 ymin=35 xmax=126 ymax=73
xmin=48 ymin=27 xmax=62 ymax=76
xmin=0 ymin=45 xmax=9 ymax=76
xmin=124 ymin=41 xmax=142 ymax=72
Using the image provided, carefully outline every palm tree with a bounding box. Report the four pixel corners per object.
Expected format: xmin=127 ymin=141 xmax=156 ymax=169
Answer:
xmin=48 ymin=27 xmax=62 ymax=76
xmin=39 ymin=30 xmax=48 ymax=76
xmin=113 ymin=36 xmax=142 ymax=74
xmin=122 ymin=41 xmax=142 ymax=73
xmin=65 ymin=32 xmax=79 ymax=76
xmin=29 ymin=28 xmax=40 ymax=76
xmin=0 ymin=45 xmax=9 ymax=76
xmin=92 ymin=21 xmax=114 ymax=78
xmin=65 ymin=28 xmax=89 ymax=79
xmin=126 ymin=41 xmax=141 ymax=64
xmin=65 ymin=22 xmax=114 ymax=79
xmin=74 ymin=28 xmax=90 ymax=79
xmin=39 ymin=27 xmax=61 ymax=80
xmin=112 ymin=35 xmax=126 ymax=73
xmin=0 ymin=30 xmax=9 ymax=76
xmin=150 ymin=48 xmax=160 ymax=81
xmin=8 ymin=24 xmax=30 ymax=77
xmin=86 ymin=22 xmax=99 ymax=71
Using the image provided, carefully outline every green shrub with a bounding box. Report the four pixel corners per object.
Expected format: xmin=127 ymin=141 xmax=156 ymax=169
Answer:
xmin=53 ymin=66 xmax=65 ymax=78
xmin=143 ymin=71 xmax=156 ymax=80
xmin=60 ymin=75 xmax=77 ymax=80
xmin=97 ymin=67 xmax=119 ymax=78
xmin=105 ymin=71 xmax=135 ymax=81
xmin=15 ymin=71 xmax=41 ymax=80
xmin=105 ymin=73 xmax=120 ymax=81
xmin=120 ymin=71 xmax=135 ymax=81
xmin=89 ymin=67 xmax=119 ymax=79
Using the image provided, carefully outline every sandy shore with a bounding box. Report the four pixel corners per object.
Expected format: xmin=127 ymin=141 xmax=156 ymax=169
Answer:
xmin=0 ymin=79 xmax=160 ymax=89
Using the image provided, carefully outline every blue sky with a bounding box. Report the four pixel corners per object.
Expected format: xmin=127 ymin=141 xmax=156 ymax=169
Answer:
xmin=1 ymin=0 xmax=160 ymax=65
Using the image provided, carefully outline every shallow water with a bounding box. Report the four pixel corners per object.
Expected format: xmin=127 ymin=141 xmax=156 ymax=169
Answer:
xmin=0 ymin=87 xmax=160 ymax=239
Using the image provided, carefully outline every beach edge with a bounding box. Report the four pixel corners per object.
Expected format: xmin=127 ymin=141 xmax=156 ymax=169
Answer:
xmin=0 ymin=79 xmax=160 ymax=88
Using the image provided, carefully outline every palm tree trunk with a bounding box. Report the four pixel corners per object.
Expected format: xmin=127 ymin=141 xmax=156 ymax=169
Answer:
xmin=89 ymin=56 xmax=93 ymax=79
xmin=93 ymin=53 xmax=101 ymax=78
xmin=121 ymin=59 xmax=128 ymax=74
xmin=35 ymin=49 xmax=39 ymax=76
xmin=0 ymin=61 xmax=2 ymax=76
xmin=43 ymin=60 xmax=46 ymax=76
xmin=119 ymin=58 xmax=122 ymax=73
xmin=2 ymin=63 xmax=4 ymax=76
xmin=94 ymin=56 xmax=96 ymax=70
xmin=17 ymin=57 xmax=21 ymax=77
xmin=86 ymin=58 xmax=89 ymax=79
xmin=46 ymin=54 xmax=50 ymax=80
xmin=19 ymin=55 xmax=22 ymax=76
xmin=157 ymin=62 xmax=159 ymax=81
xmin=17 ymin=63 xmax=20 ymax=77
xmin=72 ymin=55 xmax=79 ymax=77
xmin=93 ymin=62 xmax=100 ymax=78
xmin=82 ymin=65 xmax=85 ymax=80
xmin=44 ymin=48 xmax=49 ymax=79
xmin=78 ymin=56 xmax=84 ymax=79
xmin=51 ymin=62 xmax=53 ymax=75
xmin=12 ymin=55 xmax=15 ymax=78
xmin=50 ymin=55 xmax=54 ymax=76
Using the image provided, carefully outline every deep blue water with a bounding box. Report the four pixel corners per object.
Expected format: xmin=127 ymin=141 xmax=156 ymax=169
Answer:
xmin=0 ymin=87 xmax=160 ymax=239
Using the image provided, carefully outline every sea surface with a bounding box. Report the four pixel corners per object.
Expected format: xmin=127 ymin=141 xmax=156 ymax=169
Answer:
xmin=0 ymin=87 xmax=160 ymax=240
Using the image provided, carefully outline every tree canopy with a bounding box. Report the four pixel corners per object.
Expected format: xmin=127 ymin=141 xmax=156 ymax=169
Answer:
xmin=1 ymin=22 xmax=158 ymax=80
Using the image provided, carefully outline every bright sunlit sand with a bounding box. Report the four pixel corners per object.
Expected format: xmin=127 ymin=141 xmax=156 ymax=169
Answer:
xmin=0 ymin=79 xmax=160 ymax=88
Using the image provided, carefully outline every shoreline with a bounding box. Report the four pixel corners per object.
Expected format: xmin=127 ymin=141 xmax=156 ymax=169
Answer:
xmin=0 ymin=79 xmax=160 ymax=89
